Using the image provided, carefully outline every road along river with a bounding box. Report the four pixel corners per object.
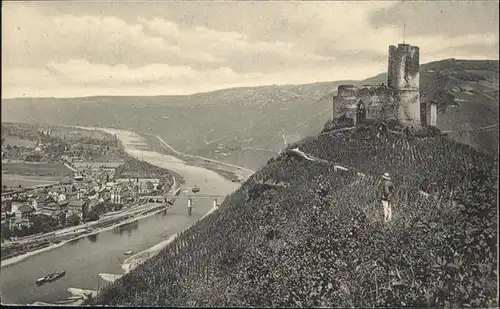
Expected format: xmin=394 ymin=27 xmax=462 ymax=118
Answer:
xmin=0 ymin=128 xmax=248 ymax=305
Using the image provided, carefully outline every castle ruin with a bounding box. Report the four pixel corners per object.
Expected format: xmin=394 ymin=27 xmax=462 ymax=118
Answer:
xmin=333 ymin=43 xmax=436 ymax=128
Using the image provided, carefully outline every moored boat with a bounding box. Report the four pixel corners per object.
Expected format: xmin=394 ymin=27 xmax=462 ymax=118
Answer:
xmin=44 ymin=270 xmax=66 ymax=282
xmin=124 ymin=250 xmax=134 ymax=255
xmin=36 ymin=277 xmax=46 ymax=285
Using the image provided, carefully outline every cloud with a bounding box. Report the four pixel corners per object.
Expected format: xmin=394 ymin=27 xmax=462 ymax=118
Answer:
xmin=414 ymin=34 xmax=499 ymax=62
xmin=2 ymin=2 xmax=498 ymax=98
xmin=2 ymin=59 xmax=386 ymax=98
xmin=285 ymin=2 xmax=498 ymax=61
xmin=138 ymin=16 xmax=331 ymax=73
xmin=370 ymin=1 xmax=499 ymax=38
xmin=2 ymin=4 xmax=220 ymax=69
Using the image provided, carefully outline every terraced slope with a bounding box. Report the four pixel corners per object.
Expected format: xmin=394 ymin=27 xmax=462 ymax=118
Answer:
xmin=94 ymin=123 xmax=498 ymax=308
xmin=358 ymin=59 xmax=499 ymax=156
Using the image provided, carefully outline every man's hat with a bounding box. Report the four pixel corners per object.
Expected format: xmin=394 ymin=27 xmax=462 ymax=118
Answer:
xmin=383 ymin=173 xmax=391 ymax=180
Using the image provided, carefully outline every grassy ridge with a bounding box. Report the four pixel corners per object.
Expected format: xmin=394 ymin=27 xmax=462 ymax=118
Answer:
xmin=94 ymin=123 xmax=497 ymax=308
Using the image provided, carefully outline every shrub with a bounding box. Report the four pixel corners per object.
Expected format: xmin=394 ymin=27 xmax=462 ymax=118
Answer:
xmin=86 ymin=210 xmax=99 ymax=222
xmin=67 ymin=213 xmax=81 ymax=226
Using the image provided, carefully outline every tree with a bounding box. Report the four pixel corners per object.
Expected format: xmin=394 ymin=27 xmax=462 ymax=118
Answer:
xmin=29 ymin=215 xmax=45 ymax=234
xmin=86 ymin=210 xmax=99 ymax=222
xmin=67 ymin=214 xmax=80 ymax=226
xmin=1 ymin=224 xmax=12 ymax=241
xmin=12 ymin=227 xmax=22 ymax=238
xmin=58 ymin=212 xmax=66 ymax=227
xmin=82 ymin=204 xmax=89 ymax=219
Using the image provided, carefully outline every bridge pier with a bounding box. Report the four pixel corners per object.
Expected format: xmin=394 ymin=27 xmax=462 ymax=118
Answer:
xmin=213 ymin=199 xmax=218 ymax=208
xmin=188 ymin=198 xmax=193 ymax=216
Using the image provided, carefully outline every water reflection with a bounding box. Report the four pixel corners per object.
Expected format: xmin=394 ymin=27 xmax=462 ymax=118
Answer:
xmin=67 ymin=238 xmax=81 ymax=246
xmin=112 ymin=220 xmax=139 ymax=236
xmin=87 ymin=234 xmax=98 ymax=243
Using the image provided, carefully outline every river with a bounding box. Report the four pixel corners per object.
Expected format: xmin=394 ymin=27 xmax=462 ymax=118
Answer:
xmin=0 ymin=128 xmax=241 ymax=305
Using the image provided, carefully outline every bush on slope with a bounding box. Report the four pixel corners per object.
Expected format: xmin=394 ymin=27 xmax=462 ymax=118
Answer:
xmin=95 ymin=125 xmax=497 ymax=308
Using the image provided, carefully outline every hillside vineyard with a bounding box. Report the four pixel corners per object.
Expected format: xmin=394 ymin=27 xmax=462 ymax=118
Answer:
xmin=94 ymin=123 xmax=497 ymax=308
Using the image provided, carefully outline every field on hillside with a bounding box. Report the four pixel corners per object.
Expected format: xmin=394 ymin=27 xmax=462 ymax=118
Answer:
xmin=2 ymin=59 xmax=498 ymax=169
xmin=1 ymin=136 xmax=38 ymax=148
xmin=1 ymin=162 xmax=72 ymax=177
xmin=1 ymin=162 xmax=71 ymax=188
xmin=49 ymin=125 xmax=118 ymax=141
xmin=1 ymin=174 xmax=65 ymax=188
xmin=94 ymin=123 xmax=497 ymax=308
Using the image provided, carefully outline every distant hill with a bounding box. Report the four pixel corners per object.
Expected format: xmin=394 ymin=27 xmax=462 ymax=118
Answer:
xmin=93 ymin=122 xmax=498 ymax=308
xmin=2 ymin=59 xmax=498 ymax=170
xmin=359 ymin=59 xmax=499 ymax=155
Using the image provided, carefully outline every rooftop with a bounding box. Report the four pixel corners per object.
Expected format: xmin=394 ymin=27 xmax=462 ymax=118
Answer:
xmin=17 ymin=205 xmax=35 ymax=213
xmin=68 ymin=200 xmax=86 ymax=207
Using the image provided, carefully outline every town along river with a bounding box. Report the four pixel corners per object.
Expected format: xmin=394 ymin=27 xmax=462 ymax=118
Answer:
xmin=0 ymin=128 xmax=241 ymax=305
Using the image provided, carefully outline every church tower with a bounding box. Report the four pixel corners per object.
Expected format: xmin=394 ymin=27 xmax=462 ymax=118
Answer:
xmin=387 ymin=43 xmax=421 ymax=127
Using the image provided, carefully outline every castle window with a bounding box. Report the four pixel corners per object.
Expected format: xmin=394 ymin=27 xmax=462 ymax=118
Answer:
xmin=356 ymin=100 xmax=367 ymax=124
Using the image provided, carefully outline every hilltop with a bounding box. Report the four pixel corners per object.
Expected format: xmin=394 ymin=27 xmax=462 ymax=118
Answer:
xmin=2 ymin=59 xmax=498 ymax=170
xmin=94 ymin=121 xmax=497 ymax=308
xmin=360 ymin=59 xmax=499 ymax=155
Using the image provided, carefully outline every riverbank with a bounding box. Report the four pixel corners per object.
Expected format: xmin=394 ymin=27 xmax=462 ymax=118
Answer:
xmin=139 ymin=132 xmax=254 ymax=182
xmin=66 ymin=125 xmax=253 ymax=182
xmin=1 ymin=126 xmax=247 ymax=306
xmin=1 ymin=201 xmax=169 ymax=268
xmin=107 ymin=130 xmax=255 ymax=275
xmin=1 ymin=179 xmax=182 ymax=268
xmin=1 ymin=126 xmax=184 ymax=265
xmin=121 ymin=201 xmax=221 ymax=274
xmin=112 ymin=131 xmax=254 ymax=274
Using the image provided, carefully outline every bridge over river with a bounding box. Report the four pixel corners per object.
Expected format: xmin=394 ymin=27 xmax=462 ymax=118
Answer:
xmin=140 ymin=194 xmax=226 ymax=215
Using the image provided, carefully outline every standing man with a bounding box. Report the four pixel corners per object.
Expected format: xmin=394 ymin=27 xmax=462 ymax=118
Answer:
xmin=403 ymin=126 xmax=410 ymax=137
xmin=378 ymin=173 xmax=395 ymax=223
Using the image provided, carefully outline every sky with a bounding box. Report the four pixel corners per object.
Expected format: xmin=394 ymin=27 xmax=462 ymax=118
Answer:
xmin=2 ymin=1 xmax=499 ymax=98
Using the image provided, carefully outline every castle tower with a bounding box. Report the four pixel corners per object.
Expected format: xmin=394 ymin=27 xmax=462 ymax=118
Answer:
xmin=387 ymin=43 xmax=421 ymax=126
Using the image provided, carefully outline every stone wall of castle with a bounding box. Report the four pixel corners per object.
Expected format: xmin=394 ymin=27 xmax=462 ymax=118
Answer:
xmin=388 ymin=44 xmax=421 ymax=126
xmin=333 ymin=85 xmax=393 ymax=125
xmin=333 ymin=43 xmax=422 ymax=127
xmin=421 ymin=101 xmax=437 ymax=127
xmin=394 ymin=90 xmax=421 ymax=126
xmin=388 ymin=44 xmax=420 ymax=90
